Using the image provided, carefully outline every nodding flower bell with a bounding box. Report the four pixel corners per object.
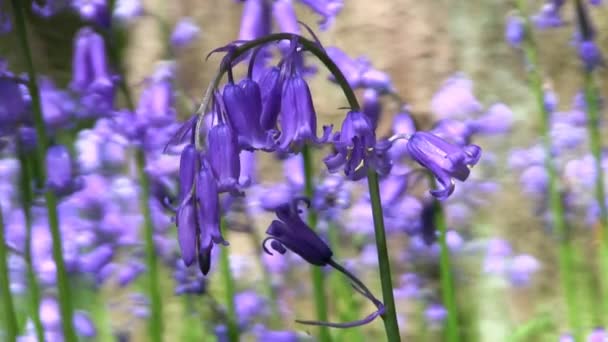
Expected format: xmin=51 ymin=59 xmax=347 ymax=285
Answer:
xmin=259 ymin=66 xmax=282 ymax=130
xmin=324 ymin=111 xmax=392 ymax=180
xmin=298 ymin=0 xmax=343 ymax=30
xmin=263 ymin=198 xmax=333 ymax=266
xmin=136 ymin=63 xmax=176 ymax=127
xmin=222 ymin=79 xmax=277 ymax=151
xmin=45 ymin=145 xmax=83 ymax=196
xmin=239 ymin=0 xmax=271 ymax=40
xmin=207 ymin=121 xmax=241 ymax=194
xmin=406 ymin=131 xmax=481 ymax=200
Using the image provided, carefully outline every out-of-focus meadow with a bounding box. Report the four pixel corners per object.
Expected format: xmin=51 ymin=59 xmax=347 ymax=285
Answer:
xmin=2 ymin=0 xmax=608 ymax=341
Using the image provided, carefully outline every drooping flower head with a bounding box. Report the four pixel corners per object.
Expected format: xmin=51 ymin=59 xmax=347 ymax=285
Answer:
xmin=406 ymin=131 xmax=481 ymax=200
xmin=206 ymin=108 xmax=242 ymax=194
xmin=324 ymin=110 xmax=391 ymax=180
xmin=170 ymin=17 xmax=201 ymax=49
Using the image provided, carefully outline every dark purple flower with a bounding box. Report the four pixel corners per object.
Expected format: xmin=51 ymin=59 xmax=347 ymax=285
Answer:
xmin=259 ymin=67 xmax=282 ymax=130
xmin=46 ymin=145 xmax=84 ymax=196
xmin=263 ymin=198 xmax=333 ymax=266
xmin=223 ymin=79 xmax=276 ymax=151
xmin=276 ymin=74 xmax=331 ymax=152
xmin=72 ymin=0 xmax=109 ymax=27
xmin=170 ymin=18 xmax=201 ymax=49
xmin=207 ymin=122 xmax=241 ymax=194
xmin=239 ymin=0 xmax=272 ymax=40
xmin=406 ymin=132 xmax=481 ymax=200
xmin=0 ymin=78 xmax=26 ymax=136
xmin=297 ymin=0 xmax=343 ymax=30
xmin=324 ymin=111 xmax=391 ymax=180
xmin=505 ymin=14 xmax=524 ymax=48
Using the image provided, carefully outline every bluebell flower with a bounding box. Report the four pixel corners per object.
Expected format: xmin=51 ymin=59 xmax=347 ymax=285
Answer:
xmin=259 ymin=66 xmax=282 ymax=130
xmin=136 ymin=63 xmax=176 ymax=127
xmin=574 ymin=0 xmax=603 ymax=71
xmin=276 ymin=68 xmax=331 ymax=152
xmin=508 ymin=254 xmax=540 ymax=287
xmin=531 ymin=1 xmax=565 ymax=29
xmin=239 ymin=0 xmax=272 ymax=40
xmin=387 ymin=108 xmax=417 ymax=161
xmin=39 ymin=79 xmax=75 ymax=131
xmin=235 ymin=291 xmax=268 ymax=328
xmin=424 ymin=304 xmax=447 ymax=327
xmin=78 ymin=244 xmax=113 ymax=273
xmin=207 ymin=121 xmax=242 ymax=194
xmin=72 ymin=0 xmax=109 ymax=27
xmin=298 ymin=0 xmax=343 ymax=30
xmin=312 ymin=174 xmax=351 ymax=220
xmin=325 ymin=46 xmax=393 ymax=92
xmin=431 ymin=74 xmax=482 ymax=120
xmin=505 ymin=14 xmax=524 ymax=48
xmin=469 ymin=103 xmax=514 ymax=135
xmin=73 ymin=311 xmax=96 ymax=338
xmin=170 ymin=18 xmax=201 ymax=49
xmin=0 ymin=78 xmax=26 ymax=137
xmin=324 ymin=110 xmax=391 ymax=180
xmin=431 ymin=119 xmax=473 ymax=146
xmin=272 ymin=0 xmax=300 ymax=34
xmin=223 ymin=79 xmax=277 ymax=151
xmin=362 ymin=88 xmax=381 ymax=129
xmin=264 ymin=198 xmax=333 ymax=266
xmin=45 ymin=145 xmax=84 ymax=196
xmin=406 ymin=131 xmax=482 ymax=200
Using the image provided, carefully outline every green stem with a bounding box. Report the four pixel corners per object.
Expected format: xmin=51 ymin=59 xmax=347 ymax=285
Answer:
xmin=17 ymin=152 xmax=45 ymax=342
xmin=0 ymin=205 xmax=18 ymax=341
xmin=366 ymin=170 xmax=401 ymax=342
xmin=135 ymin=150 xmax=164 ymax=342
xmin=10 ymin=1 xmax=77 ymax=340
xmin=302 ymin=146 xmax=332 ymax=342
xmin=433 ymin=200 xmax=459 ymax=342
xmin=515 ymin=0 xmax=581 ymax=339
xmin=219 ymin=221 xmax=239 ymax=342
xmin=582 ymin=70 xmax=608 ymax=323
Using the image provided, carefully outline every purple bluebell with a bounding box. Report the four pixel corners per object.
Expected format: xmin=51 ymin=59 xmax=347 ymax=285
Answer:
xmin=424 ymin=303 xmax=447 ymax=327
xmin=574 ymin=0 xmax=603 ymax=71
xmin=531 ymin=1 xmax=565 ymax=29
xmin=223 ymin=79 xmax=276 ymax=151
xmin=406 ymin=131 xmax=482 ymax=200
xmin=173 ymin=259 xmax=207 ymax=295
xmin=176 ymin=144 xmax=198 ymax=266
xmin=259 ymin=66 xmax=282 ymax=130
xmin=483 ymin=239 xmax=512 ymax=275
xmin=207 ymin=122 xmax=241 ymax=194
xmin=272 ymin=0 xmax=300 ymax=34
xmin=45 ymin=145 xmax=84 ymax=196
xmin=73 ymin=311 xmax=96 ymax=338
xmin=0 ymin=78 xmax=26 ymax=136
xmin=78 ymin=244 xmax=113 ymax=273
xmin=239 ymin=0 xmax=272 ymax=40
xmin=170 ymin=18 xmax=201 ymax=49
xmin=325 ymin=47 xmax=393 ymax=92
xmin=520 ymin=165 xmax=548 ymax=196
xmin=117 ymin=261 xmax=146 ymax=287
xmin=362 ymin=88 xmax=381 ymax=129
xmin=235 ymin=291 xmax=268 ymax=327
xmin=298 ymin=0 xmax=343 ymax=30
xmin=469 ymin=103 xmax=514 ymax=135
xmin=431 ymin=74 xmax=482 ymax=120
xmin=282 ymin=154 xmax=304 ymax=190
xmin=324 ymin=110 xmax=391 ymax=180
xmin=253 ymin=325 xmax=299 ymax=342
xmin=136 ymin=64 xmax=176 ymax=127
xmin=239 ymin=150 xmax=257 ymax=186
xmin=39 ymin=79 xmax=75 ymax=131
xmin=507 ymin=254 xmax=540 ymax=287
xmin=431 ymin=119 xmax=473 ymax=146
xmin=387 ymin=108 xmax=416 ymax=161
xmin=505 ymin=14 xmax=524 ymax=48
xmin=263 ymin=198 xmax=333 ymax=266
xmin=312 ymin=174 xmax=351 ymax=220
xmin=72 ymin=0 xmax=109 ymax=27
xmin=577 ymin=40 xmax=603 ymax=71
xmin=276 ymin=71 xmax=331 ymax=152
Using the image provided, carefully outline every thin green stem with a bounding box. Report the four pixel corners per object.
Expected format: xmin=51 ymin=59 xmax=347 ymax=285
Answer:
xmin=135 ymin=150 xmax=164 ymax=342
xmin=433 ymin=200 xmax=459 ymax=342
xmin=514 ymin=0 xmax=581 ymax=339
xmin=366 ymin=170 xmax=401 ymax=342
xmin=219 ymin=221 xmax=239 ymax=342
xmin=0 ymin=205 xmax=18 ymax=342
xmin=582 ymin=70 xmax=608 ymax=323
xmin=10 ymin=1 xmax=77 ymax=340
xmin=17 ymin=152 xmax=45 ymax=342
xmin=302 ymin=146 xmax=332 ymax=342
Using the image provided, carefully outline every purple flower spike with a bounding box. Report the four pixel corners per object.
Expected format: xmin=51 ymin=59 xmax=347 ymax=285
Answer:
xmin=207 ymin=123 xmax=241 ymax=194
xmin=170 ymin=18 xmax=201 ymax=49
xmin=196 ymin=161 xmax=227 ymax=274
xmin=277 ymin=75 xmax=331 ymax=152
xmin=264 ymin=198 xmax=333 ymax=266
xmin=223 ymin=79 xmax=276 ymax=151
xmin=406 ymin=132 xmax=481 ymax=200
xmin=239 ymin=0 xmax=272 ymax=40
xmin=324 ymin=111 xmax=391 ymax=180
xmin=46 ymin=145 xmax=83 ymax=196
xmin=505 ymin=14 xmax=525 ymax=48
xmin=297 ymin=0 xmax=343 ymax=30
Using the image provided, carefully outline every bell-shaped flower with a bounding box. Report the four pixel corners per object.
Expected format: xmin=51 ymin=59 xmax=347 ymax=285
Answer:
xmin=531 ymin=1 xmax=565 ymax=29
xmin=406 ymin=131 xmax=481 ymax=200
xmin=277 ymin=74 xmax=331 ymax=152
xmin=0 ymin=78 xmax=26 ymax=137
xmin=259 ymin=66 xmax=282 ymax=130
xmin=324 ymin=111 xmax=391 ymax=180
xmin=469 ymin=103 xmax=514 ymax=135
xmin=298 ymin=0 xmax=343 ymax=30
xmin=207 ymin=122 xmax=241 ymax=194
xmin=387 ymin=108 xmax=416 ymax=161
xmin=362 ymin=88 xmax=381 ymax=129
xmin=45 ymin=145 xmax=84 ymax=196
xmin=223 ymin=79 xmax=276 ymax=151
xmin=239 ymin=0 xmax=272 ymax=40
xmin=136 ymin=63 xmax=176 ymax=127
xmin=170 ymin=18 xmax=201 ymax=49
xmin=263 ymin=198 xmax=333 ymax=266
xmin=195 ymin=160 xmax=228 ymax=275
xmin=431 ymin=74 xmax=482 ymax=120
xmin=272 ymin=0 xmax=300 ymax=34
xmin=505 ymin=14 xmax=524 ymax=48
